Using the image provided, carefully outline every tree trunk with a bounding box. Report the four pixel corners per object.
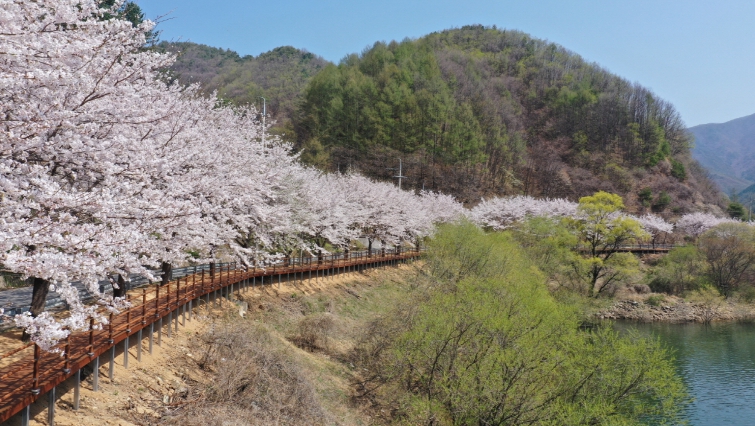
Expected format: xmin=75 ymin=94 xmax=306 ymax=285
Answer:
xmin=113 ymin=274 xmax=129 ymax=298
xmin=22 ymin=277 xmax=49 ymax=341
xmin=209 ymin=262 xmax=216 ymax=279
xmin=160 ymin=262 xmax=173 ymax=286
xmin=590 ymin=265 xmax=601 ymax=297
xmin=368 ymin=239 xmax=373 ymax=257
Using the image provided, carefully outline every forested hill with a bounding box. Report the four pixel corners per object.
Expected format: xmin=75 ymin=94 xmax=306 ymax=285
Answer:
xmin=157 ymin=41 xmax=329 ymax=133
xmin=161 ymin=26 xmax=723 ymax=214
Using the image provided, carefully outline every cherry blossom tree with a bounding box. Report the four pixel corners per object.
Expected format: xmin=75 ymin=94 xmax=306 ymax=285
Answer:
xmin=470 ymin=196 xmax=578 ymax=230
xmin=636 ymin=214 xmax=674 ymax=248
xmin=0 ymin=0 xmax=274 ymax=345
xmin=0 ymin=0 xmax=488 ymax=349
xmin=1 ymin=0 xmax=180 ymax=344
xmin=675 ymin=213 xmax=738 ymax=238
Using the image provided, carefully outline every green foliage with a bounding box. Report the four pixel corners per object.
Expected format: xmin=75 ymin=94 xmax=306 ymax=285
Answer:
xmin=298 ymin=137 xmax=330 ymax=169
xmin=298 ymin=40 xmax=493 ymax=166
xmin=646 ymin=294 xmax=666 ymax=307
xmin=577 ymin=190 xmax=625 ymax=217
xmin=423 ymin=221 xmax=516 ymax=284
xmin=670 ymin=158 xmax=687 ymax=181
xmin=365 ymin=222 xmax=687 ymax=425
xmin=160 ymin=42 xmax=329 ymax=141
xmin=568 ymin=192 xmax=648 ymax=296
xmin=511 ymin=216 xmax=579 ymax=281
xmin=647 ymin=245 xmax=706 ymax=295
xmin=652 ymin=191 xmax=672 ymax=212
xmin=638 ymin=187 xmax=653 ymax=207
xmin=293 ymin=26 xmax=692 ymax=198
xmin=727 ymin=201 xmax=746 ymax=219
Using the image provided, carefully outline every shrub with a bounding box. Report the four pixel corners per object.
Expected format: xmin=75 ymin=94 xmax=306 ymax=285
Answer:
xmin=638 ymin=187 xmax=653 ymax=207
xmin=737 ymin=285 xmax=755 ymax=303
xmin=172 ymin=322 xmax=332 ymax=425
xmin=647 ymin=245 xmax=706 ymax=295
xmin=647 ymin=294 xmax=666 ymax=306
xmin=699 ymin=223 xmax=755 ymax=297
xmin=293 ymin=313 xmax=334 ymax=351
xmin=652 ymin=191 xmax=672 ymax=212
xmin=671 ymin=159 xmax=687 ymax=180
xmin=359 ymin=223 xmax=688 ymax=425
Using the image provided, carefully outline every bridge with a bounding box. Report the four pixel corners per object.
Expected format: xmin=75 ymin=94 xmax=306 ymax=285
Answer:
xmin=0 ymin=248 xmax=420 ymax=425
xmin=581 ymin=244 xmax=678 ymax=255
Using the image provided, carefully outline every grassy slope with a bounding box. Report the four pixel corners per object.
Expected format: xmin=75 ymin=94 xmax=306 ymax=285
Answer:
xmin=9 ymin=265 xmax=417 ymax=425
xmin=168 ymin=264 xmax=418 ymax=425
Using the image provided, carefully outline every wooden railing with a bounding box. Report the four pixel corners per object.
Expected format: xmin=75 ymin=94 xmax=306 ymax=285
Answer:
xmin=578 ymin=244 xmax=679 ymax=254
xmin=0 ymin=248 xmax=421 ymax=424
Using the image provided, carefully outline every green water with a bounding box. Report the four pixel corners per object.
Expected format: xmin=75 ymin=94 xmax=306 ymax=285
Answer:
xmin=616 ymin=321 xmax=755 ymax=425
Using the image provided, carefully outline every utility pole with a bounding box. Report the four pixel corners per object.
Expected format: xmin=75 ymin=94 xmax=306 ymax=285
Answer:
xmin=387 ymin=158 xmax=407 ymax=190
xmin=259 ymin=96 xmax=266 ymax=146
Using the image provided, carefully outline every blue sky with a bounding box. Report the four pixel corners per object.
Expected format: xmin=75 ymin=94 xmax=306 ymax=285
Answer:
xmin=136 ymin=0 xmax=754 ymax=127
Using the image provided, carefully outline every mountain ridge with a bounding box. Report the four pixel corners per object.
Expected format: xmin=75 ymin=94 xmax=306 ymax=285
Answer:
xmin=161 ymin=26 xmax=724 ymax=215
xmin=689 ymin=112 xmax=755 ymax=194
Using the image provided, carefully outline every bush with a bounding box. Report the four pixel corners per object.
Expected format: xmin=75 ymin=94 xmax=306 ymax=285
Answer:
xmin=638 ymin=187 xmax=653 ymax=207
xmin=646 ymin=294 xmax=666 ymax=306
xmin=699 ymin=223 xmax=755 ymax=297
xmin=671 ymin=159 xmax=687 ymax=181
xmin=292 ymin=313 xmax=334 ymax=351
xmin=652 ymin=191 xmax=672 ymax=212
xmin=359 ymin=222 xmax=688 ymax=425
xmin=171 ymin=322 xmax=332 ymax=426
xmin=737 ymin=285 xmax=755 ymax=303
xmin=647 ymin=245 xmax=705 ymax=295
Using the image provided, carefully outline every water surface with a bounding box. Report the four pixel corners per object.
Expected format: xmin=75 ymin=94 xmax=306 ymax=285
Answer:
xmin=616 ymin=321 xmax=755 ymax=425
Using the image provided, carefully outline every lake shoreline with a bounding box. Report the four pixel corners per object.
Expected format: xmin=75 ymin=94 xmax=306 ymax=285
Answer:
xmin=595 ymin=296 xmax=755 ymax=323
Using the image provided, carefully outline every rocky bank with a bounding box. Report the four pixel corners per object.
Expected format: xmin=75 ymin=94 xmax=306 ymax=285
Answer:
xmin=596 ymin=295 xmax=755 ymax=323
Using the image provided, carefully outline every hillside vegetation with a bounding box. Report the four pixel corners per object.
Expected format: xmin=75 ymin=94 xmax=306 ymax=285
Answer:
xmin=163 ymin=26 xmax=723 ymax=213
xmin=158 ymin=42 xmax=329 ymax=133
xmin=166 ymin=224 xmax=686 ymax=425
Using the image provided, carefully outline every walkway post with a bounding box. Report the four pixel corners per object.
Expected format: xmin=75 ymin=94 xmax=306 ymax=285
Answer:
xmin=47 ymin=385 xmax=55 ymax=426
xmin=73 ymin=369 xmax=81 ymax=410
xmin=31 ymin=344 xmax=40 ymax=395
xmin=21 ymin=405 xmax=30 ymax=426
xmin=108 ymin=313 xmax=114 ymax=381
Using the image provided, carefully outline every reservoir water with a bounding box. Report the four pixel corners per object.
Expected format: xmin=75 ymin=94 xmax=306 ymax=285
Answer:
xmin=616 ymin=321 xmax=755 ymax=425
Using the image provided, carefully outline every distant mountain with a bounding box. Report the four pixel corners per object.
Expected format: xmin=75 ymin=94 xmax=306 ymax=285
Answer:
xmin=689 ymin=113 xmax=755 ymax=194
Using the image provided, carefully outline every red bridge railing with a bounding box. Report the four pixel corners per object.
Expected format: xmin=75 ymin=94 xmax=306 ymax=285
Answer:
xmin=0 ymin=248 xmax=421 ymax=424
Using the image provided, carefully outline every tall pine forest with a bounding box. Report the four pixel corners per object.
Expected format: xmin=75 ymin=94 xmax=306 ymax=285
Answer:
xmin=161 ymin=25 xmax=723 ymax=214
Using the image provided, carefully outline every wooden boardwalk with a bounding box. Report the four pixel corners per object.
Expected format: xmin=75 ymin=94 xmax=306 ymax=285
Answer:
xmin=0 ymin=249 xmax=419 ymax=424
xmin=580 ymin=244 xmax=677 ymax=255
